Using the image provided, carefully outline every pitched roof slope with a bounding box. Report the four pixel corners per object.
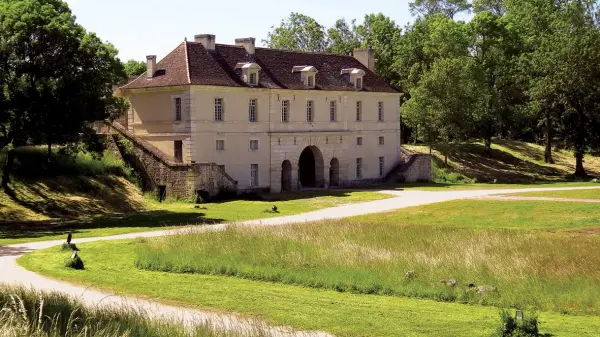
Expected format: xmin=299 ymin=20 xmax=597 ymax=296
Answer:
xmin=123 ymin=42 xmax=397 ymax=93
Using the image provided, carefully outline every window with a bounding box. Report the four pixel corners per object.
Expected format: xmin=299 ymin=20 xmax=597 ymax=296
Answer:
xmin=356 ymin=158 xmax=363 ymax=179
xmin=218 ymin=165 xmax=225 ymax=171
xmin=281 ymin=100 xmax=290 ymax=122
xmin=357 ymin=137 xmax=363 ymax=146
xmin=250 ymin=164 xmax=259 ymax=187
xmin=278 ymin=138 xmax=281 ymax=146
xmin=307 ymin=75 xmax=315 ymax=88
xmin=249 ymin=72 xmax=257 ymax=86
xmin=379 ymin=136 xmax=385 ymax=146
xmin=250 ymin=140 xmax=258 ymax=151
xmin=356 ymin=77 xmax=363 ymax=90
xmin=249 ymin=99 xmax=257 ymax=122
xmin=174 ymin=97 xmax=182 ymax=121
xmin=378 ymin=101 xmax=384 ymax=121
xmin=329 ymin=101 xmax=336 ymax=122
xmin=306 ymin=100 xmax=314 ymax=122
xmin=379 ymin=157 xmax=385 ymax=176
xmin=325 ymin=136 xmax=329 ymax=144
xmin=174 ymin=141 xmax=183 ymax=162
xmin=356 ymin=101 xmax=362 ymax=121
xmin=214 ymin=98 xmax=223 ymax=121
xmin=216 ymin=140 xmax=225 ymax=151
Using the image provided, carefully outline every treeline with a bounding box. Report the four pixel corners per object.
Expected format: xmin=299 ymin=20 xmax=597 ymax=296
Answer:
xmin=264 ymin=0 xmax=600 ymax=177
xmin=0 ymin=0 xmax=128 ymax=185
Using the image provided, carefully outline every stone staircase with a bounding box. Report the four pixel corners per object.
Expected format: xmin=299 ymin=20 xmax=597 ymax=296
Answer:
xmin=385 ymin=147 xmax=432 ymax=183
xmin=101 ymin=121 xmax=238 ymax=200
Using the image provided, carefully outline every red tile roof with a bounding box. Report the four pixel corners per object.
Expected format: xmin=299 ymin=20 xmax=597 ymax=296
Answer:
xmin=122 ymin=42 xmax=397 ymax=93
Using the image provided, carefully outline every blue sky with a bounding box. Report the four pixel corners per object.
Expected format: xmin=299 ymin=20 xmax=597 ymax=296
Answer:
xmin=65 ymin=0 xmax=468 ymax=62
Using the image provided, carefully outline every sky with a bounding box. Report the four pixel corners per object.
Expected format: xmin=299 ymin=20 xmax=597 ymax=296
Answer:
xmin=64 ymin=0 xmax=435 ymax=62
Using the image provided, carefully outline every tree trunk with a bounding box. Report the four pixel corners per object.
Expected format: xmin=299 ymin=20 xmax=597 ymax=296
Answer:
xmin=2 ymin=149 xmax=14 ymax=188
xmin=47 ymin=142 xmax=52 ymax=163
xmin=414 ymin=126 xmax=418 ymax=145
xmin=544 ymin=109 xmax=554 ymax=164
xmin=574 ymin=151 xmax=586 ymax=178
xmin=484 ymin=136 xmax=492 ymax=158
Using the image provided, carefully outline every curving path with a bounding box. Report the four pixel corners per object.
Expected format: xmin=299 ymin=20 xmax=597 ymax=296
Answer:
xmin=1 ymin=186 xmax=600 ymax=336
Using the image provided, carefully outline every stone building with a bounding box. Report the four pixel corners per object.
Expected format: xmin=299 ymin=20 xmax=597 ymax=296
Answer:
xmin=117 ymin=34 xmax=428 ymax=196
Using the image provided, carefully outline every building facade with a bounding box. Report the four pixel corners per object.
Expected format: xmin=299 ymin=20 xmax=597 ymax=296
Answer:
xmin=120 ymin=34 xmax=402 ymax=194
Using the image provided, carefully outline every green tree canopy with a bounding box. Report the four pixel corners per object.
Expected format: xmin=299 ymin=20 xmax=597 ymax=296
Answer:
xmin=263 ymin=13 xmax=328 ymax=52
xmin=409 ymin=0 xmax=471 ymax=18
xmin=123 ymin=59 xmax=146 ymax=77
xmin=0 ymin=0 xmax=128 ymax=166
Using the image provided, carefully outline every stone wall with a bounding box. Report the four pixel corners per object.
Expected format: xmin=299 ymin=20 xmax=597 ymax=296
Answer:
xmin=386 ymin=147 xmax=432 ymax=183
xmin=108 ymin=122 xmax=237 ymax=199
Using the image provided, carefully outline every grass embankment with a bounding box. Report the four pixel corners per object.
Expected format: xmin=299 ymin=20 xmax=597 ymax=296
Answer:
xmin=0 ymin=284 xmax=273 ymax=337
xmin=511 ymin=188 xmax=600 ymax=199
xmin=405 ymin=139 xmax=600 ymax=183
xmin=19 ymin=238 xmax=600 ymax=337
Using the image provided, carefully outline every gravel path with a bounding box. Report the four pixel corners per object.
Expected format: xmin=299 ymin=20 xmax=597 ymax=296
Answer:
xmin=1 ymin=186 xmax=600 ymax=336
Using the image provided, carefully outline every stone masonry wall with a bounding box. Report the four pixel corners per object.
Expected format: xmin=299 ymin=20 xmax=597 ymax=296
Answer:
xmin=109 ymin=122 xmax=237 ymax=199
xmin=401 ymin=155 xmax=432 ymax=182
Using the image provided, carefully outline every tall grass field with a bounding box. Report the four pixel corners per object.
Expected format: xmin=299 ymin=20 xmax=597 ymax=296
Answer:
xmin=135 ymin=200 xmax=600 ymax=316
xmin=0 ymin=284 xmax=277 ymax=337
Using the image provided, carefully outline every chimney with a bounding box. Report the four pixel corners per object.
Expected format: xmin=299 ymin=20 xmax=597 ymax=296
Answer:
xmin=194 ymin=34 xmax=216 ymax=51
xmin=353 ymin=48 xmax=375 ymax=72
xmin=146 ymin=55 xmax=156 ymax=78
xmin=235 ymin=37 xmax=256 ymax=55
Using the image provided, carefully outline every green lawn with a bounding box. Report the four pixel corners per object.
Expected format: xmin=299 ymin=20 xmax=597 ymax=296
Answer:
xmin=352 ymin=199 xmax=600 ymax=230
xmin=511 ymin=188 xmax=600 ymax=199
xmin=0 ymin=190 xmax=390 ymax=245
xmin=19 ymin=240 xmax=600 ymax=337
xmin=389 ymin=181 xmax=599 ymax=191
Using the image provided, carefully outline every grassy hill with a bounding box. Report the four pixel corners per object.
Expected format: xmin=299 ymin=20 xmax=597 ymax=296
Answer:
xmin=405 ymin=139 xmax=600 ymax=183
xmin=0 ymin=147 xmax=144 ymax=223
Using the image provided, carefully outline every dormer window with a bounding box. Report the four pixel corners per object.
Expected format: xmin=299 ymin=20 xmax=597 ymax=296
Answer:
xmin=341 ymin=68 xmax=366 ymax=91
xmin=235 ymin=62 xmax=261 ymax=86
xmin=292 ymin=65 xmax=318 ymax=88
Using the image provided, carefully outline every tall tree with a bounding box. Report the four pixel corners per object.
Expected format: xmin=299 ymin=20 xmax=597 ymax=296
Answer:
xmin=403 ymin=57 xmax=488 ymax=163
xmin=473 ymin=0 xmax=506 ymax=15
xmin=409 ymin=0 xmax=472 ymax=18
xmin=327 ymin=18 xmax=360 ymax=55
xmin=123 ymin=59 xmax=146 ymax=77
xmin=355 ymin=13 xmax=403 ymax=83
xmin=263 ymin=13 xmax=329 ymax=52
xmin=0 ymin=0 xmax=128 ymax=183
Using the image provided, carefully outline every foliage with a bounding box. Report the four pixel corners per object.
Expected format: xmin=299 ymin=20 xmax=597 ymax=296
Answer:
xmin=409 ymin=0 xmax=472 ymax=19
xmin=0 ymin=0 xmax=128 ymax=156
xmin=123 ymin=59 xmax=146 ymax=77
xmin=493 ymin=311 xmax=541 ymax=337
xmin=263 ymin=13 xmax=328 ymax=52
xmin=64 ymin=255 xmax=84 ymax=269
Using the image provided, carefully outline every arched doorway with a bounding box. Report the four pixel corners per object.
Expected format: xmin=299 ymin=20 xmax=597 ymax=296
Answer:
xmin=329 ymin=158 xmax=340 ymax=187
xmin=281 ymin=160 xmax=292 ymax=192
xmin=298 ymin=146 xmax=324 ymax=188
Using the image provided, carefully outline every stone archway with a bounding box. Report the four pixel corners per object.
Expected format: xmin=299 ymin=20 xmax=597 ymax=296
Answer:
xmin=281 ymin=160 xmax=292 ymax=192
xmin=298 ymin=146 xmax=324 ymax=188
xmin=329 ymin=158 xmax=340 ymax=187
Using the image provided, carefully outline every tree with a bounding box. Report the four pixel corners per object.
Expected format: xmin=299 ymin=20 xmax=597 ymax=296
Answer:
xmin=403 ymin=57 xmax=488 ymax=164
xmin=327 ymin=18 xmax=360 ymax=55
xmin=469 ymin=10 xmax=523 ymax=157
xmin=0 ymin=0 xmax=128 ymax=184
xmin=355 ymin=13 xmax=403 ymax=83
xmin=473 ymin=0 xmax=506 ymax=15
xmin=409 ymin=0 xmax=471 ymax=19
xmin=263 ymin=13 xmax=328 ymax=52
xmin=123 ymin=59 xmax=146 ymax=77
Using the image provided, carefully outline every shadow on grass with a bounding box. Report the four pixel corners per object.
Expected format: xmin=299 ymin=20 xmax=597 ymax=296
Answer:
xmin=241 ymin=190 xmax=363 ymax=202
xmin=0 ymin=210 xmax=224 ymax=242
xmin=434 ymin=141 xmax=568 ymax=183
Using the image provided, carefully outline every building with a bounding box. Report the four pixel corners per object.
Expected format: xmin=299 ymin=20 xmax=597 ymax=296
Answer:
xmin=117 ymin=34 xmax=420 ymax=196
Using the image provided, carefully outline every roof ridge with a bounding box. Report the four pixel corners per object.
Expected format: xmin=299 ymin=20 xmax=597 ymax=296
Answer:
xmin=214 ymin=43 xmax=357 ymax=58
xmin=183 ymin=41 xmax=191 ymax=84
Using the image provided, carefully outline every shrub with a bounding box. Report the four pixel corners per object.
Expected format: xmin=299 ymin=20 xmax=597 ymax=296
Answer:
xmin=61 ymin=243 xmax=78 ymax=251
xmin=493 ymin=310 xmax=541 ymax=337
xmin=64 ymin=255 xmax=85 ymax=270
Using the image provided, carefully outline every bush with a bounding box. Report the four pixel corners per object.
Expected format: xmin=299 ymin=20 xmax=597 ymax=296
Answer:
xmin=493 ymin=310 xmax=541 ymax=337
xmin=61 ymin=243 xmax=79 ymax=251
xmin=432 ymin=159 xmax=476 ymax=184
xmin=64 ymin=255 xmax=85 ymax=270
